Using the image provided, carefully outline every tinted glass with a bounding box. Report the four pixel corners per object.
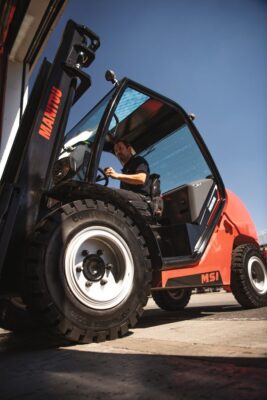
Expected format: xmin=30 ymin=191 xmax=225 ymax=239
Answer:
xmin=64 ymin=89 xmax=115 ymax=147
xmin=109 ymin=87 xmax=149 ymax=131
xmin=140 ymin=124 xmax=211 ymax=193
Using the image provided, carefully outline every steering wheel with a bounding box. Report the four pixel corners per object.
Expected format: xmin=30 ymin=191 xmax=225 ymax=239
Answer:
xmin=96 ymin=167 xmax=109 ymax=186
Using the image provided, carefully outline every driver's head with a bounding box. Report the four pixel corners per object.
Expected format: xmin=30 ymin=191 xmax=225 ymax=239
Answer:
xmin=114 ymin=140 xmax=135 ymax=165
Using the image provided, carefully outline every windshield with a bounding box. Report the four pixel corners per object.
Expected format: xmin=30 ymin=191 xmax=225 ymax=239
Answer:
xmin=63 ymin=88 xmax=115 ymax=149
xmin=108 ymin=87 xmax=149 ymax=131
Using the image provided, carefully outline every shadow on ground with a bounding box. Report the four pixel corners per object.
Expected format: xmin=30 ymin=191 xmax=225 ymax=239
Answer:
xmin=1 ymin=303 xmax=266 ymax=351
xmin=137 ymin=303 xmax=267 ymax=329
xmin=0 ymin=302 xmax=267 ymax=400
xmin=0 ymin=343 xmax=266 ymax=400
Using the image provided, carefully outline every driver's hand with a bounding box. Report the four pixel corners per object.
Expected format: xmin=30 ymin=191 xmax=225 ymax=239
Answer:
xmin=104 ymin=167 xmax=119 ymax=179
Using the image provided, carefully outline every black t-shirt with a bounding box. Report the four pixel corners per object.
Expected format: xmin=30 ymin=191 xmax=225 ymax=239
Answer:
xmin=121 ymin=155 xmax=150 ymax=195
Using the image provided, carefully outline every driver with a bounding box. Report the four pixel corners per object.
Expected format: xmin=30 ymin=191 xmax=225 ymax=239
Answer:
xmin=104 ymin=140 xmax=150 ymax=196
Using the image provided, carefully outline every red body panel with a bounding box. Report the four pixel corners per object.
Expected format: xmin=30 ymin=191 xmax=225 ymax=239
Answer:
xmin=159 ymin=189 xmax=259 ymax=288
xmin=223 ymin=190 xmax=258 ymax=241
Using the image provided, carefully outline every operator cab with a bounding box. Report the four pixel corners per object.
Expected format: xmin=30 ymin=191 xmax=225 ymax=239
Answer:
xmin=53 ymin=78 xmax=225 ymax=262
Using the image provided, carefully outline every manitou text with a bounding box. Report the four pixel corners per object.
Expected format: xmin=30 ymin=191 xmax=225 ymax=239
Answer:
xmin=38 ymin=86 xmax=62 ymax=140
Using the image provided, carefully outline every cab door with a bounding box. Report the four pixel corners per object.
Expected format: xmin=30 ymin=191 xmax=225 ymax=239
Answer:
xmin=96 ymin=79 xmax=225 ymax=263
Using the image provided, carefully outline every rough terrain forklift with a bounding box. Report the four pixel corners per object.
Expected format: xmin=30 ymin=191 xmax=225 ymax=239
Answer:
xmin=0 ymin=20 xmax=266 ymax=343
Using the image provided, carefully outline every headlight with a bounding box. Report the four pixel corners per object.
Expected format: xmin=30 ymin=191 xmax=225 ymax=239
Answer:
xmin=52 ymin=157 xmax=76 ymax=184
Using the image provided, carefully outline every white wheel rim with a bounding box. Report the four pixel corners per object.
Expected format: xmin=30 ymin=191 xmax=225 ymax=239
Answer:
xmin=248 ymin=256 xmax=267 ymax=295
xmin=64 ymin=226 xmax=134 ymax=310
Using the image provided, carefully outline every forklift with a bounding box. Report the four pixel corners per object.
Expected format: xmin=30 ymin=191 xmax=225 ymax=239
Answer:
xmin=0 ymin=20 xmax=266 ymax=343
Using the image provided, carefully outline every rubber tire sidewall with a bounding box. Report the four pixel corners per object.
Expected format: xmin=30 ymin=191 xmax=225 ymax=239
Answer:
xmin=231 ymin=244 xmax=267 ymax=308
xmin=152 ymin=288 xmax=192 ymax=311
xmin=26 ymin=200 xmax=151 ymax=339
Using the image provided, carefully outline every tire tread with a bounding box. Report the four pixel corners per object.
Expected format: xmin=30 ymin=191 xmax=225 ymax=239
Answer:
xmin=23 ymin=199 xmax=152 ymax=343
xmin=231 ymin=244 xmax=267 ymax=308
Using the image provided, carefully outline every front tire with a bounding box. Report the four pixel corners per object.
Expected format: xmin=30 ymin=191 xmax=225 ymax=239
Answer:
xmin=23 ymin=199 xmax=151 ymax=343
xmin=152 ymin=288 xmax=192 ymax=311
xmin=231 ymin=244 xmax=267 ymax=308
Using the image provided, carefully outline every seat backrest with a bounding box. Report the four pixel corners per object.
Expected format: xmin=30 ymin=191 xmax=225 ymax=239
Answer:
xmin=148 ymin=173 xmax=163 ymax=217
xmin=149 ymin=173 xmax=161 ymax=198
xmin=162 ymin=178 xmax=214 ymax=224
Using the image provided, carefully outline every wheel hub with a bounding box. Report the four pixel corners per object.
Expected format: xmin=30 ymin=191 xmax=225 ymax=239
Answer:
xmin=248 ymin=256 xmax=267 ymax=295
xmin=83 ymin=254 xmax=105 ymax=282
xmin=64 ymin=226 xmax=134 ymax=310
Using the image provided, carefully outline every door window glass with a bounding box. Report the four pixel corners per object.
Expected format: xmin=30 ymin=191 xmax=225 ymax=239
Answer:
xmin=140 ymin=124 xmax=211 ymax=193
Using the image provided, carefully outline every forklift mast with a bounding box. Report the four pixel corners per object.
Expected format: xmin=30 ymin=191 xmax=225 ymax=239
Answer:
xmin=0 ymin=20 xmax=100 ymax=278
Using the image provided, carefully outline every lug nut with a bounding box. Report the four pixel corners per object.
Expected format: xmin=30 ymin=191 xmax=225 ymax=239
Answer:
xmin=82 ymin=250 xmax=89 ymax=257
xmin=97 ymin=249 xmax=103 ymax=256
xmin=100 ymin=279 xmax=108 ymax=286
xmin=106 ymin=263 xmax=113 ymax=271
xmin=85 ymin=281 xmax=92 ymax=287
xmin=76 ymin=266 xmax=83 ymax=273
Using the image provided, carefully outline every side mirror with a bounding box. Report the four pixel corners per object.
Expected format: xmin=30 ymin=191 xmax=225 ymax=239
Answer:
xmin=105 ymin=70 xmax=119 ymax=86
xmin=188 ymin=113 xmax=196 ymax=121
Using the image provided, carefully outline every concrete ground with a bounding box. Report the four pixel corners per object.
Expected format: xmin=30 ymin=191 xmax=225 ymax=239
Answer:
xmin=0 ymin=291 xmax=266 ymax=399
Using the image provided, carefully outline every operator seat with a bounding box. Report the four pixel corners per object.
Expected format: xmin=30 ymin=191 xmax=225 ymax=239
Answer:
xmin=146 ymin=173 xmax=164 ymax=218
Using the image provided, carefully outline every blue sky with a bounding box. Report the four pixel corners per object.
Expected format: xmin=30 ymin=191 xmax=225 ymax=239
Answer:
xmin=32 ymin=0 xmax=267 ymax=234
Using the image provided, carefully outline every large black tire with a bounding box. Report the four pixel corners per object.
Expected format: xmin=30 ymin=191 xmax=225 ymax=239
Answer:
xmin=231 ymin=244 xmax=267 ymax=308
xmin=152 ymin=288 xmax=192 ymax=311
xmin=23 ymin=199 xmax=151 ymax=343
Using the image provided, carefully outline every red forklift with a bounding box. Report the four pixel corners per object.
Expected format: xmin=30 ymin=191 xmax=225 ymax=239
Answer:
xmin=0 ymin=20 xmax=266 ymax=343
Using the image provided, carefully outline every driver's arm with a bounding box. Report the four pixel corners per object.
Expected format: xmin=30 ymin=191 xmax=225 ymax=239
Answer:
xmin=104 ymin=167 xmax=146 ymax=185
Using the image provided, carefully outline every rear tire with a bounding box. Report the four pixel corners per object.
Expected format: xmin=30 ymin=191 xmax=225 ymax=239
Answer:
xmin=23 ymin=199 xmax=151 ymax=343
xmin=152 ymin=288 xmax=191 ymax=311
xmin=231 ymin=244 xmax=267 ymax=308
